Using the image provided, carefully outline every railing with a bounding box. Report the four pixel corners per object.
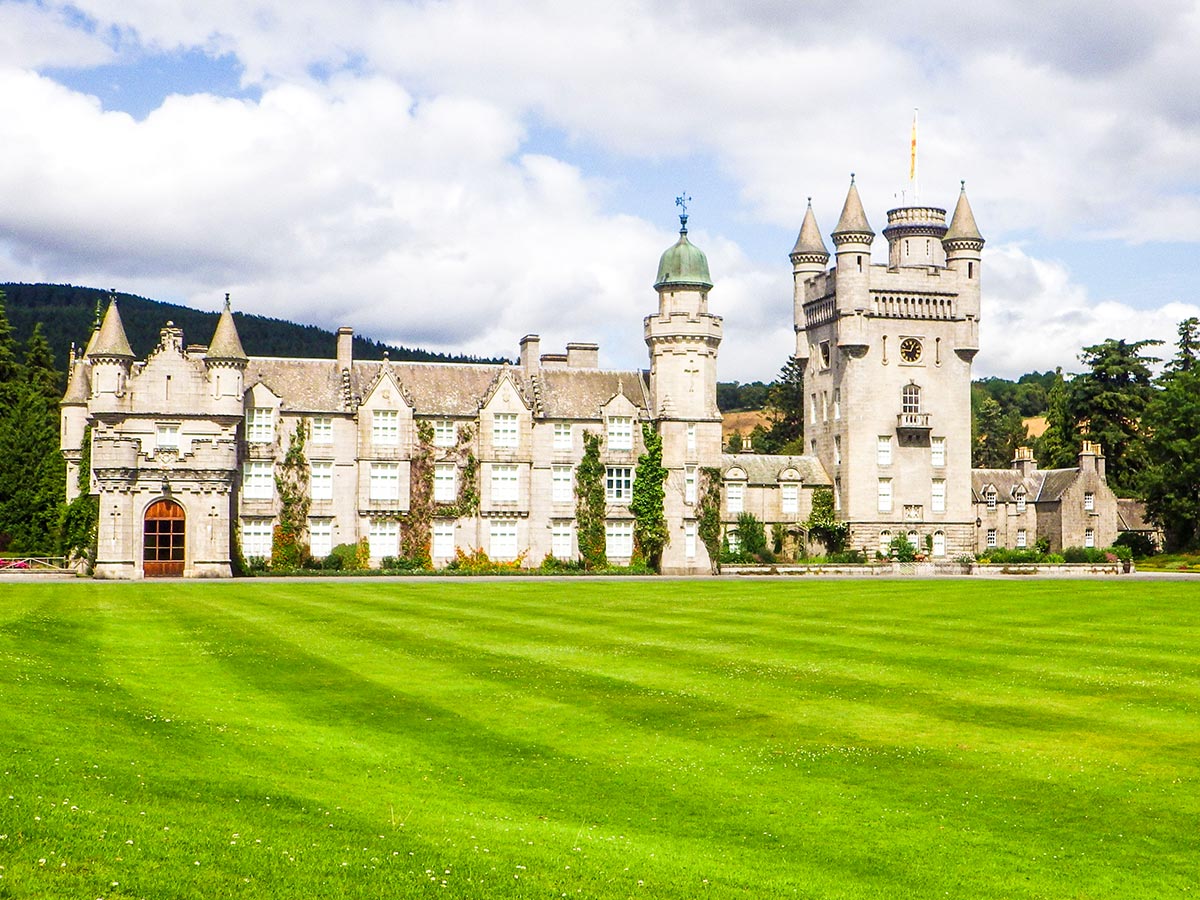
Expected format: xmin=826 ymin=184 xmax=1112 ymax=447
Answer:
xmin=897 ymin=412 xmax=932 ymax=429
xmin=0 ymin=556 xmax=72 ymax=573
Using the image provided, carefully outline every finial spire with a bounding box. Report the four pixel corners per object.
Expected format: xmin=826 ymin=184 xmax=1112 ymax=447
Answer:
xmin=224 ymin=291 xmax=231 ymax=310
xmin=675 ymin=193 xmax=691 ymax=232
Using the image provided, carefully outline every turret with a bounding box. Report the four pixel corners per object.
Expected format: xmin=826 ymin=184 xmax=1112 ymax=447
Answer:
xmin=882 ymin=204 xmax=947 ymax=269
xmin=86 ymin=298 xmax=134 ymax=404
xmin=653 ymin=213 xmax=714 ymax=317
xmin=830 ymin=175 xmax=874 ymax=313
xmin=205 ymin=294 xmax=248 ymax=402
xmin=790 ymin=199 xmax=829 ymax=359
xmin=942 ymin=182 xmax=984 ymax=318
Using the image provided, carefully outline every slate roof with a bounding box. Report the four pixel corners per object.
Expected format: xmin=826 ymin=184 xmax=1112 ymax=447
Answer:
xmin=207 ymin=301 xmax=248 ymax=361
xmin=88 ymin=301 xmax=134 ymax=359
xmin=721 ymin=453 xmax=831 ymax=486
xmin=944 ymin=185 xmax=984 ymax=245
xmin=832 ymin=177 xmax=874 ymax=239
xmin=970 ymin=466 xmax=1081 ymax=502
xmin=62 ymin=359 xmax=91 ymax=404
xmin=1117 ymin=499 xmax=1154 ymax=532
xmin=244 ymin=356 xmax=651 ymax=419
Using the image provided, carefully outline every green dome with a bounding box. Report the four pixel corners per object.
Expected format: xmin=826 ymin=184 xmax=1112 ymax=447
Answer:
xmin=654 ymin=218 xmax=713 ymax=290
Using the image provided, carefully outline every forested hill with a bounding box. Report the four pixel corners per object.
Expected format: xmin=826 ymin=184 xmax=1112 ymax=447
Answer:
xmin=1 ymin=283 xmax=502 ymax=367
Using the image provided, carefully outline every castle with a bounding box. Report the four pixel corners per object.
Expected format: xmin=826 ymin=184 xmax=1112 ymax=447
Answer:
xmin=60 ymin=180 xmax=1119 ymax=577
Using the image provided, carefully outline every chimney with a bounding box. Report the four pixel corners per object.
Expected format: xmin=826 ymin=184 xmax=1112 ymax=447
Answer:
xmin=540 ymin=353 xmax=568 ymax=369
xmin=566 ymin=342 xmax=599 ymax=368
xmin=336 ymin=327 xmax=353 ymax=370
xmin=1012 ymin=445 xmax=1038 ymax=477
xmin=519 ymin=334 xmax=540 ymax=374
xmin=1077 ymin=440 xmax=1104 ymax=476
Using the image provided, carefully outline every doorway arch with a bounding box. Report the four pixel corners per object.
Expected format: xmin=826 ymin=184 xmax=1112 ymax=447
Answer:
xmin=144 ymin=499 xmax=185 ymax=577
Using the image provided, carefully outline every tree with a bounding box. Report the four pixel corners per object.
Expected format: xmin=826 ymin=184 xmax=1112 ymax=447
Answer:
xmin=1164 ymin=317 xmax=1199 ymax=376
xmin=971 ymin=388 xmax=1027 ymax=468
xmin=1069 ymin=338 xmax=1161 ymax=493
xmin=0 ymin=291 xmax=20 ymax=400
xmin=631 ymin=424 xmax=668 ymax=571
xmin=1034 ymin=368 xmax=1078 ymax=469
xmin=805 ymin=487 xmax=848 ymax=555
xmin=22 ymin=322 xmax=61 ymax=400
xmin=0 ymin=383 xmax=64 ymax=552
xmin=574 ymin=431 xmax=607 ymax=569
xmin=760 ymin=355 xmax=805 ymax=454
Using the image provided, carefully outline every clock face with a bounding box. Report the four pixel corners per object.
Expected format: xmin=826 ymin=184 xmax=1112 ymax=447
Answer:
xmin=900 ymin=337 xmax=923 ymax=363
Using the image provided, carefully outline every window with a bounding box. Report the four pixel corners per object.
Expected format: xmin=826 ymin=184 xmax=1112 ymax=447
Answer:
xmin=907 ymin=530 xmax=919 ymax=549
xmin=156 ymin=423 xmax=179 ymax=450
xmin=833 ymin=389 xmax=841 ymax=420
xmin=310 ymin=461 xmax=333 ymax=500
xmin=879 ymin=530 xmax=892 ymax=555
xmin=1084 ymin=491 xmax=1095 ymax=512
xmin=247 ymin=407 xmax=274 ymax=443
xmin=987 ymin=528 xmax=997 ymax=548
xmin=902 ymin=384 xmax=921 ymax=414
xmin=493 ymin=413 xmax=518 ymax=448
xmin=433 ymin=420 xmax=456 ymax=447
xmin=1015 ymin=488 xmax=1027 ymax=513
xmin=932 ymin=531 xmax=946 ymax=557
xmin=606 ymin=521 xmax=634 ymax=558
xmin=552 ymin=465 xmax=573 ymax=503
xmin=243 ymin=461 xmax=273 ymax=499
xmin=433 ymin=521 xmax=455 ymax=559
xmin=931 ymin=479 xmax=946 ymax=513
xmin=309 ymin=518 xmax=333 ymax=558
xmin=727 ymin=529 xmax=741 ymax=553
xmin=686 ymin=423 xmax=697 ymax=453
xmin=877 ymin=435 xmax=892 ymax=466
xmin=819 ymin=341 xmax=831 ymax=369
xmin=553 ymin=422 xmax=572 ymax=451
xmin=810 ymin=394 xmax=817 ymax=424
xmin=369 ymin=462 xmax=400 ymax=501
xmin=491 ymin=465 xmax=519 ymax=503
xmin=877 ymin=478 xmax=892 ymax=513
xmin=606 ymin=467 xmax=633 ymax=504
xmin=311 ymin=416 xmax=333 ymax=444
xmin=684 ymin=522 xmax=697 ymax=559
xmin=726 ymin=481 xmax=744 ymax=514
xmin=1085 ymin=528 xmax=1095 ymax=548
xmin=821 ymin=392 xmax=828 ymax=422
xmin=1016 ymin=528 xmax=1027 ymax=549
xmin=684 ymin=466 xmax=697 ymax=504
xmin=372 ymin=409 xmax=399 ymax=446
xmin=551 ymin=523 xmax=573 ymax=560
xmin=607 ymin=416 xmax=633 ymax=451
xmin=368 ymin=519 xmax=399 ymax=558
xmin=241 ymin=519 xmax=273 ymax=559
xmin=834 ymin=435 xmax=842 ymax=466
xmin=834 ymin=477 xmax=841 ymax=511
xmin=489 ymin=520 xmax=518 ymax=561
xmin=931 ymin=437 xmax=946 ymax=467
xmin=781 ymin=483 xmax=799 ymax=514
xmin=985 ymin=487 xmax=997 ymax=510
xmin=434 ymin=463 xmax=457 ymax=503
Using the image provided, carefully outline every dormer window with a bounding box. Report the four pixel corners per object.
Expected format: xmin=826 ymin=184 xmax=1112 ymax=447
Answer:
xmin=985 ymin=487 xmax=997 ymax=510
xmin=372 ymin=409 xmax=399 ymax=446
xmin=1015 ymin=487 xmax=1027 ymax=513
xmin=607 ymin=416 xmax=633 ymax=451
xmin=247 ymin=407 xmax=274 ymax=443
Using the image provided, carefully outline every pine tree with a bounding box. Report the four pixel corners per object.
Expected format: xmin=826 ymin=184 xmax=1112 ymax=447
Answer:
xmin=1034 ymin=367 xmax=1077 ymax=469
xmin=0 ymin=384 xmax=64 ymax=552
xmin=0 ymin=291 xmax=21 ymax=401
xmin=23 ymin=322 xmax=61 ymax=400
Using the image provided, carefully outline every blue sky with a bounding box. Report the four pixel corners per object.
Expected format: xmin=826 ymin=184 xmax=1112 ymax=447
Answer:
xmin=1 ymin=0 xmax=1198 ymax=381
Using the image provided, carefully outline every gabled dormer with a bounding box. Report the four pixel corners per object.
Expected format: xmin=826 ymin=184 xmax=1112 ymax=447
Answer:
xmin=480 ymin=367 xmax=532 ymax=457
xmin=358 ymin=363 xmax=414 ymax=456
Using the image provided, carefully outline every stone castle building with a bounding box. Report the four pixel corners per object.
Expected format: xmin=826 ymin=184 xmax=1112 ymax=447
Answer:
xmin=61 ymin=181 xmax=1121 ymax=577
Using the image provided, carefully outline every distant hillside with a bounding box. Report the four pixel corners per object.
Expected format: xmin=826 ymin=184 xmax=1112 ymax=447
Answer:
xmin=1 ymin=283 xmax=503 ymax=369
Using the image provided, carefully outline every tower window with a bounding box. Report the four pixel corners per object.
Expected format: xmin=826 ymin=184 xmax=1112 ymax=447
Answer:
xmin=902 ymin=384 xmax=922 ymax=414
xmin=968 ymin=261 xmax=974 ymax=279
xmin=857 ymin=255 xmax=863 ymax=272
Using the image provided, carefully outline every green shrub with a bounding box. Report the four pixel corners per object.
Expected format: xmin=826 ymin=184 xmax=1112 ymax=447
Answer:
xmin=826 ymin=549 xmax=866 ymax=564
xmin=1113 ymin=531 xmax=1156 ymax=558
xmin=888 ymin=534 xmax=916 ymax=562
xmin=1062 ymin=546 xmax=1109 ymax=563
xmin=328 ymin=540 xmax=368 ymax=571
xmin=539 ymin=554 xmax=586 ymax=573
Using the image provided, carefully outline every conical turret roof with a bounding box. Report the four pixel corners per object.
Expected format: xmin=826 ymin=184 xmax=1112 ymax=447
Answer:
xmin=655 ymin=216 xmax=713 ymax=290
xmin=207 ymin=295 xmax=248 ymax=362
xmin=87 ymin=300 xmax=134 ymax=360
xmin=831 ymin=175 xmax=874 ymax=241
xmin=62 ymin=357 xmax=91 ymax=404
xmin=790 ymin=199 xmax=829 ymax=260
xmin=944 ymin=182 xmax=984 ymax=245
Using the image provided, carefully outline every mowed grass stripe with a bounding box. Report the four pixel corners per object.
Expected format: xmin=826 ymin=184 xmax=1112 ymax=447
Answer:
xmin=1 ymin=579 xmax=1198 ymax=899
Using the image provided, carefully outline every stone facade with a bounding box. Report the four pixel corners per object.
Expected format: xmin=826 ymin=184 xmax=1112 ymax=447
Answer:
xmin=61 ymin=183 xmax=1125 ymax=577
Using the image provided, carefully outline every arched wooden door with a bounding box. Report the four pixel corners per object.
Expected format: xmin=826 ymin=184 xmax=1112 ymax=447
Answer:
xmin=144 ymin=499 xmax=185 ymax=577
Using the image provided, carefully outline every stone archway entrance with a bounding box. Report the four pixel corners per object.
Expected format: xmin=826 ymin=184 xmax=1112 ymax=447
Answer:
xmin=144 ymin=499 xmax=185 ymax=577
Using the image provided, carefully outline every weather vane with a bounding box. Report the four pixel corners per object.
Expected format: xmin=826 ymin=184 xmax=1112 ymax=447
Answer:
xmin=675 ymin=193 xmax=692 ymax=231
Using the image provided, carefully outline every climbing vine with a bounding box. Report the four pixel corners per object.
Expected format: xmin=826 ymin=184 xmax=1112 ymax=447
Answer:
xmin=271 ymin=419 xmax=311 ymax=569
xmin=60 ymin=424 xmax=98 ymax=569
xmin=696 ymin=466 xmax=723 ymax=574
xmin=631 ymin=423 xmax=668 ymax=572
xmin=575 ymin=430 xmax=607 ymax=569
xmin=403 ymin=421 xmax=435 ymax=566
xmin=805 ymin=487 xmax=849 ymax=554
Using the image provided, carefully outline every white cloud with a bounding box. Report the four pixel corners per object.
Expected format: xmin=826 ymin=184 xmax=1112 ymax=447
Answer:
xmin=0 ymin=3 xmax=113 ymax=69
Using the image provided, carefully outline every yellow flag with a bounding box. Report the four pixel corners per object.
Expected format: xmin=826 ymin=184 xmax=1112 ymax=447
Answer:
xmin=909 ymin=110 xmax=918 ymax=182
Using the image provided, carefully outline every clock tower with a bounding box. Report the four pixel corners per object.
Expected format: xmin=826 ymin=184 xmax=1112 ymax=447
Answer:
xmin=792 ymin=178 xmax=984 ymax=558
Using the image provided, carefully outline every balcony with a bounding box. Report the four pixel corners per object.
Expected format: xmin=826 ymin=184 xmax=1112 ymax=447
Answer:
xmin=897 ymin=412 xmax=932 ymax=430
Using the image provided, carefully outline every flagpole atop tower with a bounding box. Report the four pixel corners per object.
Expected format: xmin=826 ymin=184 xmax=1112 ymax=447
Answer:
xmin=909 ymin=108 xmax=919 ymax=204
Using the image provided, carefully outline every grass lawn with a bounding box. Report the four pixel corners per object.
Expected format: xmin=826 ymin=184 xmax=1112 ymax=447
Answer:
xmin=1 ymin=579 xmax=1197 ymax=899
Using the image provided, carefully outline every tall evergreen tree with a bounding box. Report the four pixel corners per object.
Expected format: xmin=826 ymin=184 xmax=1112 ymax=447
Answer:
xmin=1164 ymin=317 xmax=1199 ymax=376
xmin=760 ymin=356 xmax=805 ymax=454
xmin=0 ymin=384 xmax=64 ymax=552
xmin=1069 ymin=338 xmax=1161 ymax=493
xmin=1034 ymin=367 xmax=1078 ymax=469
xmin=0 ymin=291 xmax=21 ymax=398
xmin=972 ymin=388 xmax=1027 ymax=468
xmin=23 ymin=322 xmax=61 ymax=400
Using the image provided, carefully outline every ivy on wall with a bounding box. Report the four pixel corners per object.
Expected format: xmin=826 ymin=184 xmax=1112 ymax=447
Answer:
xmin=272 ymin=419 xmax=311 ymax=569
xmin=575 ymin=430 xmax=607 ymax=570
xmin=405 ymin=422 xmax=479 ymax=567
xmin=60 ymin=424 xmax=97 ymax=569
xmin=696 ymin=466 xmax=723 ymax=574
xmin=805 ymin=487 xmax=848 ymax=554
xmin=631 ymin=423 xmax=668 ymax=572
